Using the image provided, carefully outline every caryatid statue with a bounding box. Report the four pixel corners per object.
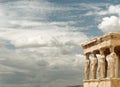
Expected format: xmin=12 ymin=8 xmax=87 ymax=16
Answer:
xmin=109 ymin=52 xmax=117 ymax=78
xmin=98 ymin=55 xmax=106 ymax=79
xmin=91 ymin=54 xmax=98 ymax=79
xmin=84 ymin=54 xmax=90 ymax=80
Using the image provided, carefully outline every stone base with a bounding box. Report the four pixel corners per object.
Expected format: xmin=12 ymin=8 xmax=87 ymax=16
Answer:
xmin=83 ymin=78 xmax=120 ymax=87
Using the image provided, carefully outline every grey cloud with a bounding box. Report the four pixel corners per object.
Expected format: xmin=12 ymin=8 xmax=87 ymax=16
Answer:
xmin=37 ymin=60 xmax=49 ymax=67
xmin=0 ymin=0 xmax=88 ymax=87
xmin=0 ymin=39 xmax=85 ymax=87
xmin=0 ymin=0 xmax=54 ymax=30
xmin=0 ymin=72 xmax=33 ymax=84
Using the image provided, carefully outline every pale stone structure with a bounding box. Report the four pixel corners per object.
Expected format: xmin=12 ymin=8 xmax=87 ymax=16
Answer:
xmin=81 ymin=33 xmax=120 ymax=87
xmin=98 ymin=55 xmax=106 ymax=79
xmin=91 ymin=53 xmax=98 ymax=79
xmin=85 ymin=54 xmax=90 ymax=80
xmin=109 ymin=52 xmax=117 ymax=78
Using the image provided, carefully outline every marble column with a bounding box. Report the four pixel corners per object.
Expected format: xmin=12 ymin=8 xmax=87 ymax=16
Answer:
xmin=91 ymin=52 xmax=98 ymax=79
xmin=109 ymin=46 xmax=117 ymax=78
xmin=84 ymin=53 xmax=90 ymax=80
xmin=98 ymin=49 xmax=107 ymax=78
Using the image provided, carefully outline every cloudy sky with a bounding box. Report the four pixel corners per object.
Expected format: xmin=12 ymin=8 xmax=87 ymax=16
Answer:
xmin=0 ymin=0 xmax=120 ymax=87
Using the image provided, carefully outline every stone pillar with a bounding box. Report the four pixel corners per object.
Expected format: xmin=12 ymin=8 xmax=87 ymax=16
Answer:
xmin=91 ymin=52 xmax=98 ymax=79
xmin=84 ymin=53 xmax=90 ymax=80
xmin=98 ymin=49 xmax=107 ymax=79
xmin=109 ymin=46 xmax=117 ymax=78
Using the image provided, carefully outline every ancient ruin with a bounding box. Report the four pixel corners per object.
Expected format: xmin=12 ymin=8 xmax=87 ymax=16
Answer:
xmin=81 ymin=33 xmax=120 ymax=87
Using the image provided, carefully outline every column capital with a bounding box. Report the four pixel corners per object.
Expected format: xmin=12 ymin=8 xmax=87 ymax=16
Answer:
xmin=85 ymin=53 xmax=90 ymax=59
xmin=99 ymin=48 xmax=105 ymax=55
xmin=92 ymin=51 xmax=97 ymax=57
xmin=84 ymin=53 xmax=90 ymax=80
xmin=109 ymin=45 xmax=115 ymax=53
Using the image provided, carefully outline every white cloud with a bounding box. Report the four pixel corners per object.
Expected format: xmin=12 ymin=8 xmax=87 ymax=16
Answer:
xmin=0 ymin=27 xmax=86 ymax=86
xmin=0 ymin=21 xmax=87 ymax=87
xmin=85 ymin=5 xmax=120 ymax=16
xmin=0 ymin=0 xmax=56 ymax=30
xmin=0 ymin=0 xmax=88 ymax=87
xmin=98 ymin=5 xmax=120 ymax=16
xmin=0 ymin=26 xmax=88 ymax=47
xmin=98 ymin=16 xmax=120 ymax=33
xmin=2 ymin=0 xmax=54 ymax=17
xmin=108 ymin=5 xmax=120 ymax=15
xmin=96 ymin=5 xmax=120 ymax=33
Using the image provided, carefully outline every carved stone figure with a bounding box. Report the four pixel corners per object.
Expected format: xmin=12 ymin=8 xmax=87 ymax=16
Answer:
xmin=98 ymin=55 xmax=106 ymax=79
xmin=85 ymin=55 xmax=90 ymax=80
xmin=91 ymin=56 xmax=98 ymax=79
xmin=81 ymin=33 xmax=120 ymax=87
xmin=109 ymin=52 xmax=117 ymax=78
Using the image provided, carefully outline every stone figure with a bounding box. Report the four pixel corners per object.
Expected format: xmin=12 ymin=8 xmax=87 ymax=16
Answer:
xmin=91 ymin=56 xmax=98 ymax=79
xmin=98 ymin=55 xmax=106 ymax=79
xmin=109 ymin=52 xmax=117 ymax=78
xmin=84 ymin=55 xmax=90 ymax=80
